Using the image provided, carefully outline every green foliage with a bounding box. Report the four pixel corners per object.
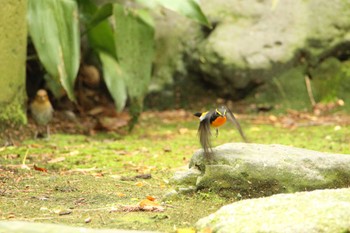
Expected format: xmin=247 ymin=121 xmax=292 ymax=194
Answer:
xmin=312 ymin=58 xmax=350 ymax=105
xmin=27 ymin=0 xmax=80 ymax=100
xmin=99 ymin=51 xmax=127 ymax=111
xmin=27 ymin=0 xmax=210 ymax=124
xmin=113 ymin=4 xmax=155 ymax=125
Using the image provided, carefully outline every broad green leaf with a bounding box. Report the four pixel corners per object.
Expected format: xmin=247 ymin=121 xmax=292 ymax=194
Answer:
xmin=136 ymin=0 xmax=210 ymax=27
xmin=113 ymin=4 xmax=155 ymax=126
xmin=77 ymin=0 xmax=117 ymax=60
xmin=99 ymin=52 xmax=127 ymax=112
xmin=87 ymin=3 xmax=113 ymax=30
xmin=28 ymin=0 xmax=80 ymax=100
xmin=88 ymin=22 xmax=117 ymax=59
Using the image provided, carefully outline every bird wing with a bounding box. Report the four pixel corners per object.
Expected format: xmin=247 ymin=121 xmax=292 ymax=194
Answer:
xmin=198 ymin=111 xmax=213 ymax=157
xmin=225 ymin=106 xmax=248 ymax=142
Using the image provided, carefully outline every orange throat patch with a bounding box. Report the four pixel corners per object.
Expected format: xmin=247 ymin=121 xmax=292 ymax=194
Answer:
xmin=211 ymin=116 xmax=227 ymax=127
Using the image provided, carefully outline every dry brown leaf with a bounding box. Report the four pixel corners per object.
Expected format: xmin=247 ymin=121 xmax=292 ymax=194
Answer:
xmin=34 ymin=164 xmax=48 ymax=173
xmin=146 ymin=195 xmax=156 ymax=201
xmin=116 ymin=192 xmax=126 ymax=197
xmin=139 ymin=199 xmax=159 ymax=208
xmin=87 ymin=106 xmax=105 ymax=116
xmin=135 ymin=182 xmax=144 ymax=187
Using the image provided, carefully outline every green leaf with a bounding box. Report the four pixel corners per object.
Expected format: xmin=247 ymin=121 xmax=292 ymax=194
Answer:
xmin=87 ymin=3 xmax=113 ymax=30
xmin=113 ymin=4 xmax=155 ymax=127
xmin=136 ymin=0 xmax=211 ymax=27
xmin=87 ymin=22 xmax=117 ymax=59
xmin=77 ymin=0 xmax=117 ymax=60
xmin=28 ymin=0 xmax=80 ymax=100
xmin=99 ymin=52 xmax=127 ymax=112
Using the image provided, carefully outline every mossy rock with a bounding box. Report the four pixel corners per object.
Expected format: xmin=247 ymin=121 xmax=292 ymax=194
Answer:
xmin=196 ymin=188 xmax=350 ymax=233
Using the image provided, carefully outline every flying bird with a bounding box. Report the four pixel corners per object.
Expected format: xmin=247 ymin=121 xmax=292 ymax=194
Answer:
xmin=30 ymin=89 xmax=53 ymax=139
xmin=194 ymin=106 xmax=247 ymax=157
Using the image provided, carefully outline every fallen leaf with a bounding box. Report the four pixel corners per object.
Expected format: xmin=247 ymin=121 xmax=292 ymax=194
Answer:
xmin=92 ymin=172 xmax=104 ymax=177
xmin=116 ymin=192 xmax=126 ymax=197
xmin=135 ymin=182 xmax=144 ymax=187
xmin=139 ymin=199 xmax=159 ymax=208
xmin=7 ymin=213 xmax=15 ymax=219
xmin=87 ymin=106 xmax=105 ymax=116
xmin=146 ymin=195 xmax=156 ymax=201
xmin=34 ymin=164 xmax=48 ymax=173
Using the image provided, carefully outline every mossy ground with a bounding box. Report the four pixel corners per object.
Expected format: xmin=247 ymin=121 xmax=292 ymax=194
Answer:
xmin=0 ymin=110 xmax=349 ymax=232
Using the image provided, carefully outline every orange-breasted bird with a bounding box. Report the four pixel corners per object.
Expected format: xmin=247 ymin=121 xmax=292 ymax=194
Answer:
xmin=30 ymin=89 xmax=53 ymax=139
xmin=194 ymin=106 xmax=247 ymax=157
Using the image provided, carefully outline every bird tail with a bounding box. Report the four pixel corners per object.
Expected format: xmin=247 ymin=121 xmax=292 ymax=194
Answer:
xmin=198 ymin=118 xmax=213 ymax=158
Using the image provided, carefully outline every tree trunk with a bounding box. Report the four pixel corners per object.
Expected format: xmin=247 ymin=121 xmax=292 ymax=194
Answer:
xmin=0 ymin=0 xmax=28 ymax=145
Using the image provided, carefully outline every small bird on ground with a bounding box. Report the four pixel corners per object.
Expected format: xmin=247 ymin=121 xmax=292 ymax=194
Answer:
xmin=30 ymin=89 xmax=53 ymax=139
xmin=194 ymin=106 xmax=247 ymax=157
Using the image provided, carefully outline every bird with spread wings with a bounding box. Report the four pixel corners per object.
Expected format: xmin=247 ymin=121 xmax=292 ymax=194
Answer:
xmin=194 ymin=106 xmax=247 ymax=157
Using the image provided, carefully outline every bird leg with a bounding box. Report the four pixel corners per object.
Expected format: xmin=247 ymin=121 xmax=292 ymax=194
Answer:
xmin=215 ymin=128 xmax=219 ymax=137
xmin=46 ymin=125 xmax=50 ymax=139
xmin=34 ymin=128 xmax=39 ymax=139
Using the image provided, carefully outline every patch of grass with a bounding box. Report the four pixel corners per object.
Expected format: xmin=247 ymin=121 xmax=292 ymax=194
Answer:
xmin=0 ymin=112 xmax=349 ymax=232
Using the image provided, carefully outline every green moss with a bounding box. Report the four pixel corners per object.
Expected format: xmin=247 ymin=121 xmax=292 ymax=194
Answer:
xmin=0 ymin=100 xmax=27 ymax=125
xmin=249 ymin=66 xmax=311 ymax=111
xmin=0 ymin=0 xmax=28 ymax=132
xmin=311 ymin=58 xmax=350 ymax=105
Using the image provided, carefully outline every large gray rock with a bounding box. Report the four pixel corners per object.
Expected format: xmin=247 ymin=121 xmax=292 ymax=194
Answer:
xmin=0 ymin=221 xmax=157 ymax=233
xmin=196 ymin=188 xmax=350 ymax=233
xmin=172 ymin=143 xmax=350 ymax=197
xmin=190 ymin=0 xmax=350 ymax=97
xmin=147 ymin=0 xmax=350 ymax=109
